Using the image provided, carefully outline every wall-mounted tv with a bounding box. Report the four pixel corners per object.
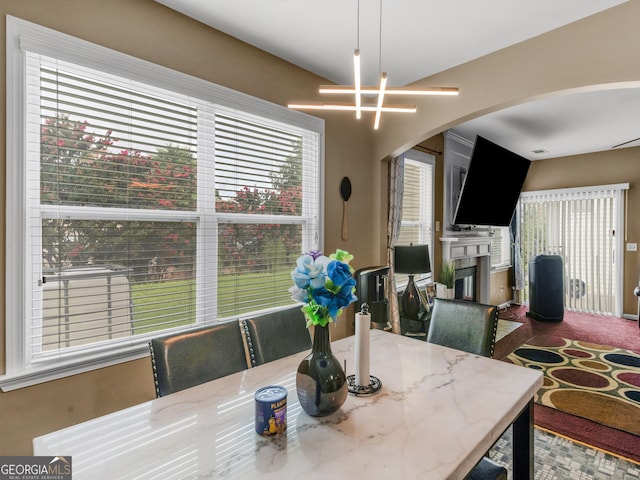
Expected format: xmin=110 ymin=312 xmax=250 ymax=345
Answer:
xmin=453 ymin=135 xmax=531 ymax=227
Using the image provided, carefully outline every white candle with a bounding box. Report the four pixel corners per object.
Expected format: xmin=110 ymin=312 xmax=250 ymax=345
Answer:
xmin=355 ymin=310 xmax=371 ymax=387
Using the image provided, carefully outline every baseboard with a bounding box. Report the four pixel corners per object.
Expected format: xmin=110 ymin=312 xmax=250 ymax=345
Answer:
xmin=502 ymin=300 xmax=639 ymax=321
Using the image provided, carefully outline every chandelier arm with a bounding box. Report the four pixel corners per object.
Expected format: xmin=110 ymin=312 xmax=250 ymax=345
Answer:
xmin=287 ymin=102 xmax=416 ymax=113
xmin=287 ymin=0 xmax=459 ymax=129
xmin=319 ymin=85 xmax=459 ymax=95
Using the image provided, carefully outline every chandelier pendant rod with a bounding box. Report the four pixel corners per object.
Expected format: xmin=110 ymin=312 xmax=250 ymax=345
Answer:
xmin=287 ymin=0 xmax=459 ymax=129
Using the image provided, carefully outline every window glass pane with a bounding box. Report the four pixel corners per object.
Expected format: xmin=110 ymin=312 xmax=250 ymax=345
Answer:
xmin=39 ymin=57 xmax=198 ymax=211
xmin=215 ymin=114 xmax=303 ymax=215
xmin=37 ymin=219 xmax=197 ymax=354
xmin=397 ymin=226 xmax=420 ymax=246
xmin=490 ymin=226 xmax=511 ymax=268
xmin=217 ymin=223 xmax=302 ymax=316
xmin=401 ymin=162 xmax=422 ymax=223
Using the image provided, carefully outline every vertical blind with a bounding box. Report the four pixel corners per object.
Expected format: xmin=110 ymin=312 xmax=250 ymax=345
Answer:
xmin=518 ymin=184 xmax=627 ymax=315
xmin=26 ymin=52 xmax=320 ymax=361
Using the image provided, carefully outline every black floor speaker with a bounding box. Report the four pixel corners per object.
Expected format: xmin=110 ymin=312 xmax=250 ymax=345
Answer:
xmin=527 ymin=254 xmax=564 ymax=322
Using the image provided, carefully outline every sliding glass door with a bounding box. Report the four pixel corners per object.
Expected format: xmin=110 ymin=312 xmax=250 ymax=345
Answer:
xmin=517 ymin=184 xmax=628 ymax=316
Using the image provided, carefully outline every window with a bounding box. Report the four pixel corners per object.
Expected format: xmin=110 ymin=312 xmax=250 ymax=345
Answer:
xmin=490 ymin=226 xmax=511 ymax=270
xmin=397 ymin=150 xmax=434 ymax=283
xmin=4 ymin=17 xmax=323 ymax=390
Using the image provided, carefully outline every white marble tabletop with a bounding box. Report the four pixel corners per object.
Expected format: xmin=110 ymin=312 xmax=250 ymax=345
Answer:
xmin=34 ymin=330 xmax=542 ymax=480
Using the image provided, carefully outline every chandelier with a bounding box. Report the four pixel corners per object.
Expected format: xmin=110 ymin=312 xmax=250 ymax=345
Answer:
xmin=288 ymin=0 xmax=458 ymax=129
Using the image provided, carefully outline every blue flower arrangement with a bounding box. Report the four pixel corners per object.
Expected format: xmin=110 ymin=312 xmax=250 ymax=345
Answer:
xmin=289 ymin=249 xmax=358 ymax=327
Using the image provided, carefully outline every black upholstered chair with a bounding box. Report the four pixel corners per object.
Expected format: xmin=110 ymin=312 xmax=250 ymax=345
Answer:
xmin=466 ymin=457 xmax=508 ymax=480
xmin=426 ymin=298 xmax=506 ymax=480
xmin=239 ymin=306 xmax=312 ymax=367
xmin=149 ymin=322 xmax=249 ymax=397
xmin=427 ymin=298 xmax=500 ymax=358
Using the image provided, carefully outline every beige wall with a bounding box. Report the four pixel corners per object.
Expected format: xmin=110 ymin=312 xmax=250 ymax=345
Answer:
xmin=523 ymin=147 xmax=640 ymax=315
xmin=1 ymin=0 xmax=639 ymax=455
xmin=490 ymin=270 xmax=513 ymax=307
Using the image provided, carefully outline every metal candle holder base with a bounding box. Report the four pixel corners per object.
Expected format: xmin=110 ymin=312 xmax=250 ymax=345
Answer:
xmin=346 ymin=374 xmax=382 ymax=396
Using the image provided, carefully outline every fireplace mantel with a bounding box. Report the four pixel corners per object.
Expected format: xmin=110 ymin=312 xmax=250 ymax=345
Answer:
xmin=440 ymin=236 xmax=491 ymax=304
xmin=439 ymin=236 xmax=491 ymax=262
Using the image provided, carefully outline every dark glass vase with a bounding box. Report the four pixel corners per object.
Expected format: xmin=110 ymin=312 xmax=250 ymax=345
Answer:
xmin=296 ymin=323 xmax=348 ymax=417
xmin=401 ymin=274 xmax=421 ymax=319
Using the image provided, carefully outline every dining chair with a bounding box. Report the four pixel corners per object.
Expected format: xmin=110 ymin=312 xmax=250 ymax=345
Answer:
xmin=426 ymin=298 xmax=506 ymax=480
xmin=239 ymin=306 xmax=312 ymax=367
xmin=149 ymin=321 xmax=249 ymax=397
xmin=426 ymin=297 xmax=500 ymax=358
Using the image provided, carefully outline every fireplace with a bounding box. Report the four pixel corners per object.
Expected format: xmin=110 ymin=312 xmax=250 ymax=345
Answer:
xmin=440 ymin=235 xmax=491 ymax=304
xmin=455 ymin=266 xmax=477 ymax=302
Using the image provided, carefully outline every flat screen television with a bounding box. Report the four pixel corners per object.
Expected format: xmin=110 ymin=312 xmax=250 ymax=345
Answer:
xmin=453 ymin=135 xmax=531 ymax=227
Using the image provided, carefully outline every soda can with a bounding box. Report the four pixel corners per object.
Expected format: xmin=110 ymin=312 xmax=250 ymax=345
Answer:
xmin=255 ymin=385 xmax=287 ymax=436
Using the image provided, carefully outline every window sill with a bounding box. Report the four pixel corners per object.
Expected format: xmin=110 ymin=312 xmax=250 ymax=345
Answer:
xmin=491 ymin=264 xmax=512 ymax=274
xmin=0 ymin=344 xmax=150 ymax=392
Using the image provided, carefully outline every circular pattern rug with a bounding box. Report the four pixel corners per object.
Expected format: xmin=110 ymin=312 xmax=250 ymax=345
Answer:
xmin=506 ymin=335 xmax=640 ymax=436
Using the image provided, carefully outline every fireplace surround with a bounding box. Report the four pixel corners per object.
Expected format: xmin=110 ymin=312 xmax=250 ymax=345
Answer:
xmin=440 ymin=235 xmax=491 ymax=304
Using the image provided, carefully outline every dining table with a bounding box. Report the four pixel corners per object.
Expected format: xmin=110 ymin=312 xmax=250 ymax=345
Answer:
xmin=33 ymin=329 xmax=543 ymax=479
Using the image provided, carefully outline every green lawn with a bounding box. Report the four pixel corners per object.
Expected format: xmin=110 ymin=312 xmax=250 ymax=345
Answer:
xmin=131 ymin=270 xmax=294 ymax=334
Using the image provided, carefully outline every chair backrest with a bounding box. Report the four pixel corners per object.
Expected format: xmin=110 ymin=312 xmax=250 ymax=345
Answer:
xmin=426 ymin=298 xmax=499 ymax=358
xmin=240 ymin=306 xmax=312 ymax=367
xmin=149 ymin=321 xmax=248 ymax=397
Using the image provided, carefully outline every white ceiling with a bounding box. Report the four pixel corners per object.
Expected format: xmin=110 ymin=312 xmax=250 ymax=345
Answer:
xmin=155 ymin=0 xmax=639 ymax=160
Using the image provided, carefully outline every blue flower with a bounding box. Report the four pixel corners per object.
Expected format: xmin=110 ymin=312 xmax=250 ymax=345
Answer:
xmin=290 ymin=249 xmax=358 ymax=327
xmin=326 ymin=260 xmax=353 ymax=290
xmin=291 ymin=254 xmax=330 ymax=289
xmin=288 ymin=285 xmax=309 ymax=304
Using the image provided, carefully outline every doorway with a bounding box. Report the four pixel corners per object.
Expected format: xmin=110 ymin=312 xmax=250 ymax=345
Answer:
xmin=517 ymin=184 xmax=627 ymax=316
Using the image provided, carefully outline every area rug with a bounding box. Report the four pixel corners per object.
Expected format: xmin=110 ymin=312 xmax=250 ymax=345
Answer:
xmin=505 ymin=335 xmax=640 ymax=436
xmin=495 ymin=319 xmax=523 ymax=342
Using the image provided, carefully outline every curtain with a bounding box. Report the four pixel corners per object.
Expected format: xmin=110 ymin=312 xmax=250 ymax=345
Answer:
xmin=386 ymin=154 xmax=405 ymax=333
xmin=512 ymin=204 xmax=525 ymax=295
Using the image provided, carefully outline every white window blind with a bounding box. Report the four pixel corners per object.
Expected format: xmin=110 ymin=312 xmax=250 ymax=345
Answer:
xmin=213 ymin=111 xmax=320 ymax=315
xmin=490 ymin=226 xmax=511 ymax=269
xmin=518 ymin=183 xmax=627 ymax=316
xmin=397 ymin=150 xmax=434 ymax=283
xmin=5 ymin=16 xmax=323 ymax=389
xmin=33 ymin=55 xmax=201 ymax=359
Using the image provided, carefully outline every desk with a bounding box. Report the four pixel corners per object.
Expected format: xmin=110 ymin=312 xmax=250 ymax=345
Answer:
xmin=34 ymin=330 xmax=542 ymax=479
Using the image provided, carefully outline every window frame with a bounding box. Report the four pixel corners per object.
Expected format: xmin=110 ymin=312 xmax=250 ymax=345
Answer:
xmin=397 ymin=149 xmax=435 ymax=286
xmin=490 ymin=226 xmax=512 ymax=271
xmin=3 ymin=16 xmax=324 ymax=391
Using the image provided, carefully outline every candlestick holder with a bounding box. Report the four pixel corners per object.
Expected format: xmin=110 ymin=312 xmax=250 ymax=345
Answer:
xmin=347 ymin=374 xmax=382 ymax=396
xmin=348 ymin=303 xmax=382 ymax=396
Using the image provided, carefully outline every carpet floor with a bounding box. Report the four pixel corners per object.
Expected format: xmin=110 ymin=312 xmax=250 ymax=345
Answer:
xmin=494 ymin=305 xmax=640 ymax=465
xmin=506 ymin=336 xmax=640 ymax=436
